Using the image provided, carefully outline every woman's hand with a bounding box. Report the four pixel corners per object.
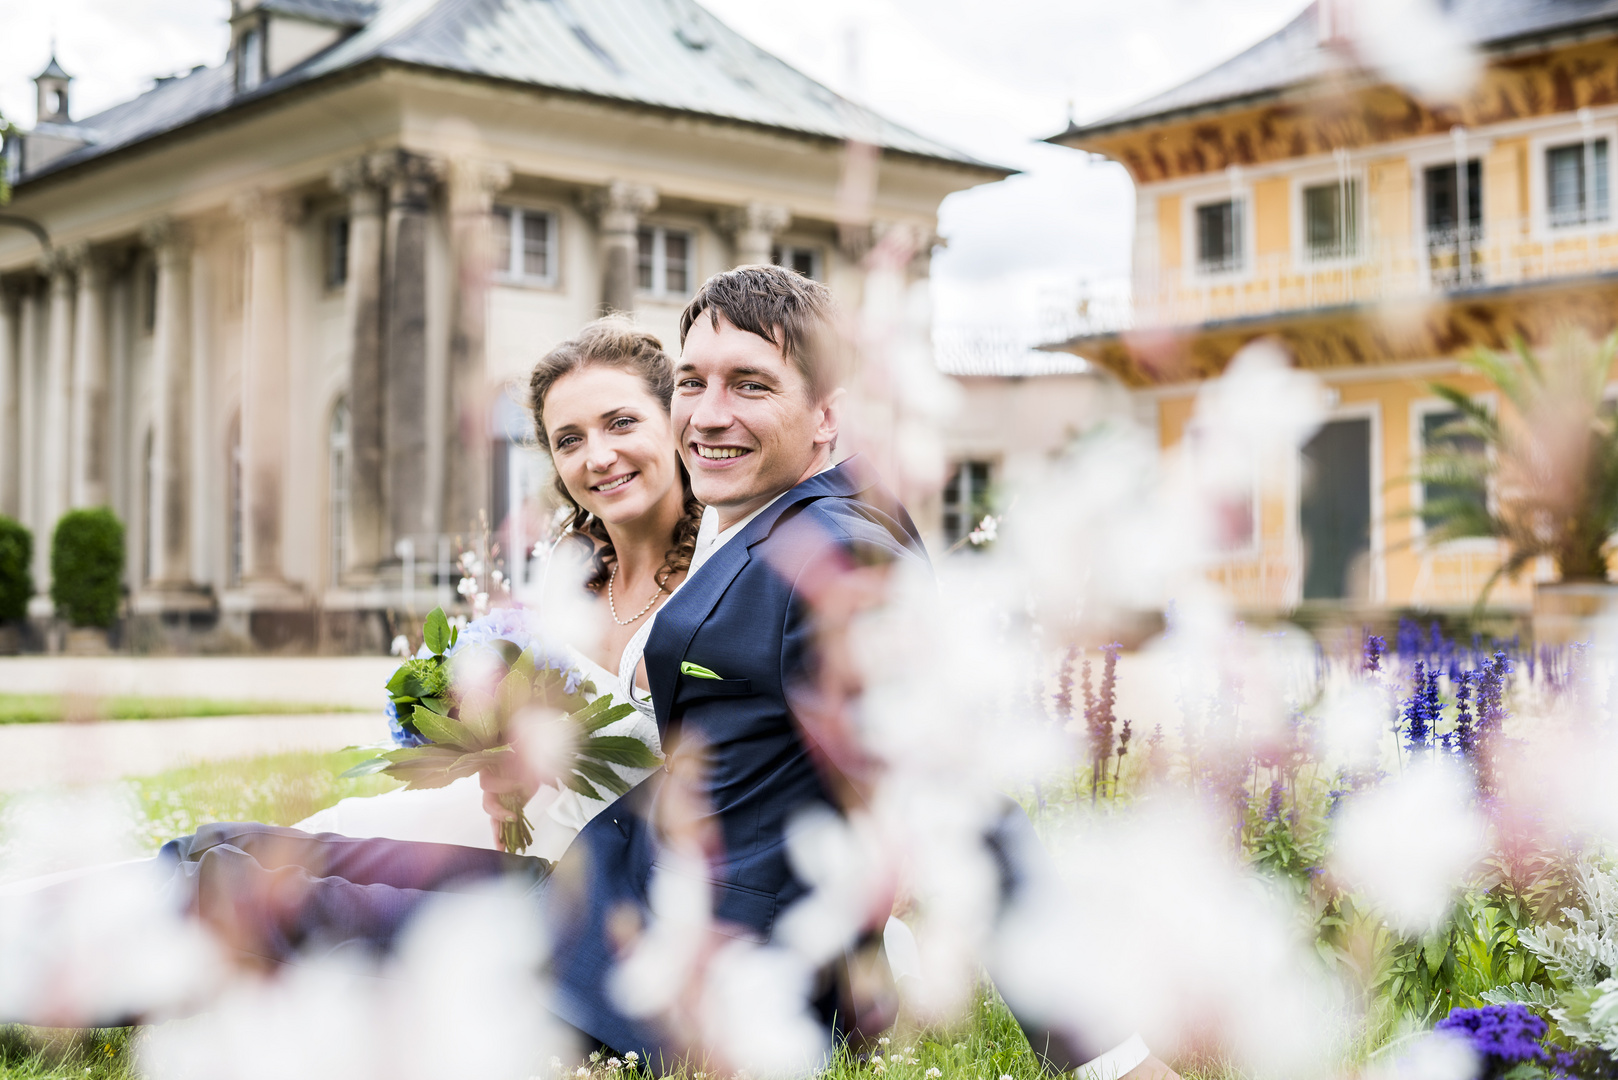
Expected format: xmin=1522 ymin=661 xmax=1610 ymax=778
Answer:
xmin=479 ymin=759 xmax=538 ymax=843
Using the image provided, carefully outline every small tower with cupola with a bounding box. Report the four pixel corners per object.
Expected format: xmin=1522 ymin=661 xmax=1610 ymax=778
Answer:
xmin=35 ymin=54 xmax=72 ymax=124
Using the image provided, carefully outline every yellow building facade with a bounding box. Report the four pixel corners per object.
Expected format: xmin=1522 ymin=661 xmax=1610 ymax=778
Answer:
xmin=1049 ymin=0 xmax=1618 ymax=613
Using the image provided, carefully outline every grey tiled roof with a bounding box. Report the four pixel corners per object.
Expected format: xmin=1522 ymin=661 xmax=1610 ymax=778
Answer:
xmin=22 ymin=0 xmax=1005 ymax=184
xmin=258 ymin=0 xmax=378 ymax=26
xmin=1055 ymin=0 xmax=1618 ymax=141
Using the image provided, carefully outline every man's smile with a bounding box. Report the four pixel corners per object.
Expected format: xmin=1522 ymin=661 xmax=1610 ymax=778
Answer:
xmin=693 ymin=444 xmax=753 ymax=461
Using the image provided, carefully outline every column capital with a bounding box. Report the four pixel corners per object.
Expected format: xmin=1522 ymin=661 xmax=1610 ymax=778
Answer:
xmin=39 ymin=245 xmax=77 ymax=281
xmin=719 ymin=201 xmax=792 ymax=239
xmin=141 ymin=215 xmax=192 ymax=256
xmin=448 ymin=159 xmax=513 ymax=214
xmin=368 ymin=149 xmax=445 ymax=209
xmin=230 ymin=189 xmax=300 ymax=229
xmin=583 ymin=180 xmax=658 ymax=232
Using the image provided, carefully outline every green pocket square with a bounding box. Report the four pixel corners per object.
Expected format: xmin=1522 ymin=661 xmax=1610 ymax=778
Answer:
xmin=680 ymin=661 xmax=724 ymax=680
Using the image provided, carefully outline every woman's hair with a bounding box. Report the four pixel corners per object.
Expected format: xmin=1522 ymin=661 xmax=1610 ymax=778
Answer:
xmin=527 ymin=316 xmax=702 ymax=592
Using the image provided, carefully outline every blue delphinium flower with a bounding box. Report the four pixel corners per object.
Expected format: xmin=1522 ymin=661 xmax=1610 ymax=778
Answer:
xmin=1363 ymin=632 xmax=1386 ymax=675
xmin=385 ymin=698 xmax=427 ymax=748
xmin=1397 ymin=617 xmax=1421 ymax=662
xmin=1434 ymin=1004 xmax=1548 ymax=1075
xmin=1403 ymin=660 xmax=1436 ymax=754
xmin=1453 ymin=670 xmax=1475 ymax=758
xmin=1263 ymin=778 xmax=1284 ymax=822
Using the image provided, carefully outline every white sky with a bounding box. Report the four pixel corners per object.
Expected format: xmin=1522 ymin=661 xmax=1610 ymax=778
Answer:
xmin=0 ymin=0 xmax=1305 ymax=332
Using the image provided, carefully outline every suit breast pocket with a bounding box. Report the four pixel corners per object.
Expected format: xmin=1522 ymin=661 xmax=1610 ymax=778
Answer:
xmin=674 ymin=675 xmax=753 ymax=707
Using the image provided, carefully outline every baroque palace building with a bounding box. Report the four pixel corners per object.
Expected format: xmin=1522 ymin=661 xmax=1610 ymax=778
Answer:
xmin=1048 ymin=0 xmax=1618 ymax=615
xmin=0 ymin=0 xmax=1006 ymax=649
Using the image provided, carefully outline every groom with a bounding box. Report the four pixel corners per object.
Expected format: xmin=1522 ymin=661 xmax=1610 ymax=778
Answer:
xmin=521 ymin=266 xmax=1175 ymax=1080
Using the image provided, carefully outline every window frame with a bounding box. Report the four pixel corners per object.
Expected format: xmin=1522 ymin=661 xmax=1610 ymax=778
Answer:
xmin=1532 ymin=125 xmax=1617 ymax=236
xmin=1298 ymin=176 xmax=1363 ymax=265
xmin=323 ymin=213 xmax=350 ymax=292
xmin=1409 ymin=394 xmax=1498 ymax=553
xmin=636 ymin=224 xmax=697 ymax=299
xmin=491 ymin=204 xmax=561 ymax=288
xmin=772 ymin=243 xmax=823 ymax=281
xmin=940 ymin=459 xmax=996 ymax=550
xmin=1188 ymin=194 xmax=1249 ymax=278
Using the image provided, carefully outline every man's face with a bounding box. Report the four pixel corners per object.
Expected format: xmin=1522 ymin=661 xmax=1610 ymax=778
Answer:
xmin=673 ymin=313 xmax=836 ymax=528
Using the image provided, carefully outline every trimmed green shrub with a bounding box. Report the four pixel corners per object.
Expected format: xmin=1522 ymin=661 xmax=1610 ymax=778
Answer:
xmin=50 ymin=508 xmax=124 ymax=628
xmin=0 ymin=516 xmax=32 ymax=622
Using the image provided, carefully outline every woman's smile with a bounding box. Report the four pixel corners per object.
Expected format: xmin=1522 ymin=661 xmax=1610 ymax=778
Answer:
xmin=591 ymin=471 xmax=639 ymax=494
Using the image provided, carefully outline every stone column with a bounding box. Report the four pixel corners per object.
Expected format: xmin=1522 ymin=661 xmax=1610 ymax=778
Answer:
xmin=331 ymin=157 xmax=387 ymax=580
xmin=443 ymin=159 xmax=511 ymax=543
xmin=372 ymin=150 xmax=444 ymax=551
xmin=722 ymin=201 xmax=791 ymax=267
xmin=142 ymin=218 xmax=196 ymax=592
xmin=17 ymin=282 xmax=41 ymax=584
xmin=586 ymin=180 xmax=657 ymax=315
xmin=68 ymin=247 xmax=109 ymax=508
xmin=234 ymin=190 xmax=300 ymax=593
xmin=0 ymin=279 xmax=19 ymax=519
xmin=41 ymin=252 xmax=75 ymax=559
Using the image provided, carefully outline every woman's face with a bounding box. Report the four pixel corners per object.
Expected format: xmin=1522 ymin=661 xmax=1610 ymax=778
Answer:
xmin=543 ymin=364 xmax=680 ymax=528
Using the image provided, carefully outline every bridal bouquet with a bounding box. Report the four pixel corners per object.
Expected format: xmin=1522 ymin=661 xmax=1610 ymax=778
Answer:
xmin=347 ymin=606 xmax=661 ymax=854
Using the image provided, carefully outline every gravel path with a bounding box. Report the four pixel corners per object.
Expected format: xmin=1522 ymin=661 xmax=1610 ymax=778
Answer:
xmin=0 ymin=713 xmax=390 ymax=791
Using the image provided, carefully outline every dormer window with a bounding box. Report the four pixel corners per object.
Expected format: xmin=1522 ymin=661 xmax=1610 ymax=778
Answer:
xmin=238 ymin=26 xmax=263 ymax=92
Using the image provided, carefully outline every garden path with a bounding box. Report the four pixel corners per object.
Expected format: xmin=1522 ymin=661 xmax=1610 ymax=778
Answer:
xmin=0 ymin=713 xmax=387 ymax=791
xmin=0 ymin=656 xmax=398 ymax=707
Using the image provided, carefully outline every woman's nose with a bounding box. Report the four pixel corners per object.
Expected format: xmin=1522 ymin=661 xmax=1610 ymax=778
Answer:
xmin=583 ymin=435 xmax=616 ymax=471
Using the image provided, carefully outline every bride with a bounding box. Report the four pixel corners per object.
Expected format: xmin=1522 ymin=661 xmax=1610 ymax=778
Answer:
xmin=298 ymin=317 xmax=701 ymax=859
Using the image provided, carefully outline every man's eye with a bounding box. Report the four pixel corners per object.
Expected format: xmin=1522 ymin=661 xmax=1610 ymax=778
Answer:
xmin=739 ymin=382 xmax=769 ymax=392
xmin=677 ymin=379 xmax=703 ymax=390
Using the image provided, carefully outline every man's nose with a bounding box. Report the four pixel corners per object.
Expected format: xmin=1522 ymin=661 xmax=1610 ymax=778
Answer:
xmin=688 ymin=385 xmax=733 ymax=433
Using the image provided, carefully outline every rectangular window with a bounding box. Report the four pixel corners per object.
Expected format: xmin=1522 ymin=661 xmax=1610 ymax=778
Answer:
xmin=942 ymin=460 xmax=993 ymax=549
xmin=1547 ymin=139 xmax=1610 ymax=227
xmin=1425 ymin=160 xmax=1484 ymax=288
xmin=1420 ymin=408 xmax=1488 ymax=534
xmin=1303 ymin=180 xmax=1360 ymax=260
xmin=1196 ymin=199 xmax=1243 ymax=274
xmin=324 ymin=215 xmax=350 ymax=290
xmin=237 ymin=26 xmax=263 ymax=93
xmin=142 ymin=261 xmax=158 ymax=335
xmin=772 ymin=244 xmax=822 ymax=280
xmin=636 ymin=226 xmax=695 ymax=297
xmin=491 ymin=205 xmax=557 ymax=284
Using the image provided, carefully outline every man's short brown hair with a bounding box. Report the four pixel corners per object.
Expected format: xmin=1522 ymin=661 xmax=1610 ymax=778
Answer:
xmin=678 ymin=265 xmax=839 ymax=398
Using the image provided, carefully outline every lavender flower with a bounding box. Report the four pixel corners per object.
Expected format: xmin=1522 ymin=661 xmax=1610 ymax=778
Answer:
xmin=1434 ymin=1004 xmax=1548 ymax=1075
xmin=1363 ymin=632 xmax=1386 ymax=675
xmin=1053 ymin=644 xmax=1077 ymax=724
xmin=1453 ymin=670 xmax=1475 ymax=758
xmin=1263 ymin=779 xmax=1284 ymax=822
xmin=1402 ymin=660 xmax=1439 ymax=755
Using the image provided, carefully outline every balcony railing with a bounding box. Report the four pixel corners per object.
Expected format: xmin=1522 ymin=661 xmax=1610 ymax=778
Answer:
xmin=1062 ymin=217 xmax=1618 ymax=341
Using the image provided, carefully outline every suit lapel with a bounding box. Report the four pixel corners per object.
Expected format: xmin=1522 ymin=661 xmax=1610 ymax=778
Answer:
xmin=645 ymin=457 xmax=874 ymax=733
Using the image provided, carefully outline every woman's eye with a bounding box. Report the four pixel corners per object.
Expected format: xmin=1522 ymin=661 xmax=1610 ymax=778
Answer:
xmin=555 ymin=435 xmax=579 ymax=450
xmin=611 ymin=417 xmax=636 ymax=429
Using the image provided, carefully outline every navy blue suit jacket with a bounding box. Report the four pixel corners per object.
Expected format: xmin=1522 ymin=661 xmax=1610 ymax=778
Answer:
xmin=542 ymin=456 xmax=926 ymax=1059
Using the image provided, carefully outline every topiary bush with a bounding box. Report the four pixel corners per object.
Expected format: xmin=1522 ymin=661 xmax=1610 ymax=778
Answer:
xmin=0 ymin=516 xmax=33 ymax=623
xmin=50 ymin=508 xmax=124 ymax=628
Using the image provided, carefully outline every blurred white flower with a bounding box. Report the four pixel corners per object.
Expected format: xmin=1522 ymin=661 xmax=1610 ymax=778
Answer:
xmin=1330 ymin=758 xmax=1488 ymax=935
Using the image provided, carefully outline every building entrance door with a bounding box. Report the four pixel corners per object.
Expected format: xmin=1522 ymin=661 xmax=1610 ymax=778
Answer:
xmin=1300 ymin=417 xmax=1372 ymax=601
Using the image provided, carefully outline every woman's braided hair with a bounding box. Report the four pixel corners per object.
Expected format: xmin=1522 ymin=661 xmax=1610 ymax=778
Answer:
xmin=527 ymin=316 xmax=702 ymax=592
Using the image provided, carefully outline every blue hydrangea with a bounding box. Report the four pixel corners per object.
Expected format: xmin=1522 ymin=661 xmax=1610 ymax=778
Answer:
xmin=384 ymin=605 xmax=586 ymax=747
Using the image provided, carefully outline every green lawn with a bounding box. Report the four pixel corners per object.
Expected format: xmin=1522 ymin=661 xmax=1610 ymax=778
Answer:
xmin=0 ymin=695 xmax=368 ymax=724
xmin=0 ymin=749 xmax=1111 ymax=1080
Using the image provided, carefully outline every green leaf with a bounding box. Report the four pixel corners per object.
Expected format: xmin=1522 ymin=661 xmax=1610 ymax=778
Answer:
xmin=490 ymin=639 xmax=523 ymax=668
xmin=340 ymin=756 xmax=394 ymax=778
xmin=581 ymin=734 xmax=661 ymax=768
xmin=450 ymin=623 xmax=459 ymax=649
xmin=1423 ymin=935 xmax=1448 ymax=976
xmin=574 ymin=756 xmax=631 ymax=798
xmin=423 ymin=607 xmax=450 ymax=655
xmin=386 ymin=666 xmax=412 ymax=695
xmin=573 ymin=694 xmax=636 ymax=734
xmin=458 ymin=689 xmax=501 ymax=749
xmin=512 ymin=647 xmax=537 ymax=680
xmin=419 ymin=696 xmax=451 ymax=716
xmin=411 ymin=705 xmax=476 ymax=750
xmin=562 ymin=771 xmax=606 ymax=802
xmin=496 ymin=667 xmax=531 ymax=718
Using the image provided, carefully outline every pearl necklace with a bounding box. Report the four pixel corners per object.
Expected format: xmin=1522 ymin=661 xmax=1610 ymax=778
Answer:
xmin=607 ymin=563 xmax=666 ymax=626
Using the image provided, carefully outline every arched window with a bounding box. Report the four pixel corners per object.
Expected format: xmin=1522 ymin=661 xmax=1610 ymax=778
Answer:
xmin=329 ymin=398 xmax=350 ymax=585
xmin=228 ymin=415 xmax=243 ymax=586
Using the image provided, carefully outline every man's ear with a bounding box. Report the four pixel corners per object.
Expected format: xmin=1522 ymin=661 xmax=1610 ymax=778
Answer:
xmin=814 ymin=387 xmax=846 ymax=450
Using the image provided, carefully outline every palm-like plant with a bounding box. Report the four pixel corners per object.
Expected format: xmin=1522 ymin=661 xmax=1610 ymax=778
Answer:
xmin=1417 ymin=330 xmax=1618 ymax=600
